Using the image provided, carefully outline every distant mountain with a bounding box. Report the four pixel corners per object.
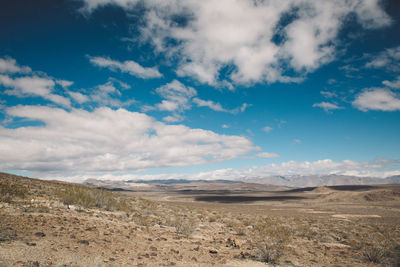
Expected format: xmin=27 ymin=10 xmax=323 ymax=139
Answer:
xmin=130 ymin=179 xmax=242 ymax=184
xmin=241 ymin=174 xmax=400 ymax=187
xmin=83 ymin=175 xmax=400 ymax=189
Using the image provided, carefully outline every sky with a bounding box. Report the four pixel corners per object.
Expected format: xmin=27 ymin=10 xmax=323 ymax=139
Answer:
xmin=0 ymin=0 xmax=400 ymax=181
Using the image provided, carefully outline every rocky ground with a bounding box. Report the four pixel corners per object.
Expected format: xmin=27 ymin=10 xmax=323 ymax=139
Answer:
xmin=1 ymin=172 xmax=400 ymax=266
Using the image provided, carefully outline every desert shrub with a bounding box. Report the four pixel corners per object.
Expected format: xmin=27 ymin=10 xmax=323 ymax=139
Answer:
xmin=232 ymin=223 xmax=247 ymax=236
xmin=353 ymin=229 xmax=397 ymax=265
xmin=208 ymin=216 xmax=217 ymax=222
xmin=169 ymin=216 xmax=196 ymax=236
xmin=56 ymin=185 xmax=132 ymax=212
xmin=252 ymin=219 xmax=292 ymax=264
xmin=0 ymin=182 xmax=28 ymax=203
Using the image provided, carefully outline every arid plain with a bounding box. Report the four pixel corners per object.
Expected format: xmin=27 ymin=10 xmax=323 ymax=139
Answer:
xmin=1 ymin=172 xmax=400 ymax=266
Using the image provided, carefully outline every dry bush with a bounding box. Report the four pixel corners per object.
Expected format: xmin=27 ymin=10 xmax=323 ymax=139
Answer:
xmin=251 ymin=219 xmax=292 ymax=264
xmin=353 ymin=229 xmax=398 ymax=265
xmin=232 ymin=223 xmax=247 ymax=236
xmin=169 ymin=216 xmax=197 ymax=236
xmin=0 ymin=182 xmax=28 ymax=203
xmin=56 ymin=185 xmax=132 ymax=212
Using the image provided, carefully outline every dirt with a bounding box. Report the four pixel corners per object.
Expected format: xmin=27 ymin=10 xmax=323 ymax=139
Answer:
xmin=1 ymin=173 xmax=400 ymax=267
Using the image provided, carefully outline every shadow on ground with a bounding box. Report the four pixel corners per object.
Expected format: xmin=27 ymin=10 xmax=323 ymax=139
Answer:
xmin=194 ymin=195 xmax=307 ymax=203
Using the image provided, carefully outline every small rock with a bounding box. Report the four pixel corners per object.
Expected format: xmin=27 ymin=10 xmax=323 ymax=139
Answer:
xmin=34 ymin=232 xmax=46 ymax=237
xmin=78 ymin=240 xmax=89 ymax=245
xmin=209 ymin=249 xmax=218 ymax=254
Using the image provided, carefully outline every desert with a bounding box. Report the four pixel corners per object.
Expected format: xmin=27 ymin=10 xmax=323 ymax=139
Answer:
xmin=1 ymin=172 xmax=399 ymax=266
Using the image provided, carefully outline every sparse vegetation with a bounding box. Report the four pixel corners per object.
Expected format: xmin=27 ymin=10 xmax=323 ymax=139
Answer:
xmin=56 ymin=185 xmax=132 ymax=212
xmin=252 ymin=218 xmax=292 ymax=264
xmin=1 ymin=172 xmax=400 ymax=266
xmin=352 ymin=227 xmax=398 ymax=265
xmin=0 ymin=182 xmax=28 ymax=203
xmin=169 ymin=216 xmax=197 ymax=236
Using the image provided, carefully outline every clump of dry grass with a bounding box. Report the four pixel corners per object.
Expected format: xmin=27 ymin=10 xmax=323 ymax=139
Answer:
xmin=0 ymin=182 xmax=28 ymax=203
xmin=251 ymin=218 xmax=292 ymax=264
xmin=168 ymin=216 xmax=197 ymax=236
xmin=56 ymin=185 xmax=132 ymax=212
xmin=352 ymin=227 xmax=398 ymax=265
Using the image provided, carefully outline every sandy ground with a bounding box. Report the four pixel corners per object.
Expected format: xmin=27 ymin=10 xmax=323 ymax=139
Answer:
xmin=1 ymin=173 xmax=400 ymax=266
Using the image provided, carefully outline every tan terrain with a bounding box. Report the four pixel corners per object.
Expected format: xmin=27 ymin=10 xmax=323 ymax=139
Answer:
xmin=1 ymin=172 xmax=400 ymax=266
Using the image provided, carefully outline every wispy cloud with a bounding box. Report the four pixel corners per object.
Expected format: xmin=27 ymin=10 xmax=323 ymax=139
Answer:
xmin=313 ymin=101 xmax=343 ymax=113
xmin=89 ymin=56 xmax=162 ymax=79
xmin=0 ymin=57 xmax=31 ymax=74
xmin=262 ymin=126 xmax=273 ymax=133
xmin=382 ymin=76 xmax=400 ymax=89
xmin=0 ymin=74 xmax=71 ymax=108
xmin=365 ymin=45 xmax=400 ymax=71
xmin=193 ymin=98 xmax=249 ymax=114
xmin=256 ymin=152 xmax=280 ymax=158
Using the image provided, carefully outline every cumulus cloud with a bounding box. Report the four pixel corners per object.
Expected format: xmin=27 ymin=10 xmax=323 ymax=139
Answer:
xmin=80 ymin=0 xmax=390 ymax=86
xmin=0 ymin=57 xmax=31 ymax=74
xmin=155 ymin=80 xmax=196 ymax=112
xmin=313 ymin=101 xmax=343 ymax=112
xmin=0 ymin=75 xmax=71 ymax=107
xmin=352 ymin=88 xmax=400 ymax=111
xmin=89 ymin=56 xmax=162 ymax=79
xmin=365 ymin=45 xmax=400 ymax=71
xmin=0 ymin=105 xmax=256 ymax=176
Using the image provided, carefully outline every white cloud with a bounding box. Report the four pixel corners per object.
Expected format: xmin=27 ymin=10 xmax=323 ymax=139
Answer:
xmin=89 ymin=56 xmax=162 ymax=79
xmin=320 ymin=90 xmax=337 ymax=98
xmin=192 ymin=98 xmax=227 ymax=112
xmin=352 ymin=88 xmax=400 ymax=111
xmin=0 ymin=57 xmax=31 ymax=74
xmin=162 ymin=114 xmax=184 ymax=123
xmin=262 ymin=126 xmax=273 ymax=133
xmin=313 ymin=101 xmax=343 ymax=112
xmin=148 ymin=80 xmax=247 ymax=120
xmin=222 ymin=124 xmax=229 ymax=129
xmin=382 ymin=76 xmax=400 ymax=89
xmin=57 ymin=80 xmax=74 ymax=89
xmin=0 ymin=75 xmax=71 ymax=108
xmin=256 ymin=152 xmax=280 ymax=158
xmin=58 ymin=158 xmax=398 ymax=181
xmin=365 ymin=45 xmax=400 ymax=71
xmin=193 ymin=97 xmax=249 ymax=114
xmin=67 ymin=91 xmax=89 ymax=104
xmin=81 ymin=0 xmax=390 ymax=86
xmin=0 ymin=106 xmax=256 ymax=176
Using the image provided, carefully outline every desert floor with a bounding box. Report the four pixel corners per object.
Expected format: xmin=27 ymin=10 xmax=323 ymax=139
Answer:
xmin=1 ymin=173 xmax=400 ymax=266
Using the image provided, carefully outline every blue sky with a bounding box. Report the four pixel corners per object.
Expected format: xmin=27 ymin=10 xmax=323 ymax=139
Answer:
xmin=1 ymin=0 xmax=400 ymax=181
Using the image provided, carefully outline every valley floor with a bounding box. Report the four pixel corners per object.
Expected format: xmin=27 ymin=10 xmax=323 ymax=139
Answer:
xmin=1 ymin=173 xmax=400 ymax=266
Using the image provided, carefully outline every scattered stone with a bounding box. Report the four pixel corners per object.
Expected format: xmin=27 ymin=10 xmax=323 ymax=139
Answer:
xmin=34 ymin=232 xmax=45 ymax=237
xmin=209 ymin=249 xmax=218 ymax=254
xmin=78 ymin=240 xmax=89 ymax=245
